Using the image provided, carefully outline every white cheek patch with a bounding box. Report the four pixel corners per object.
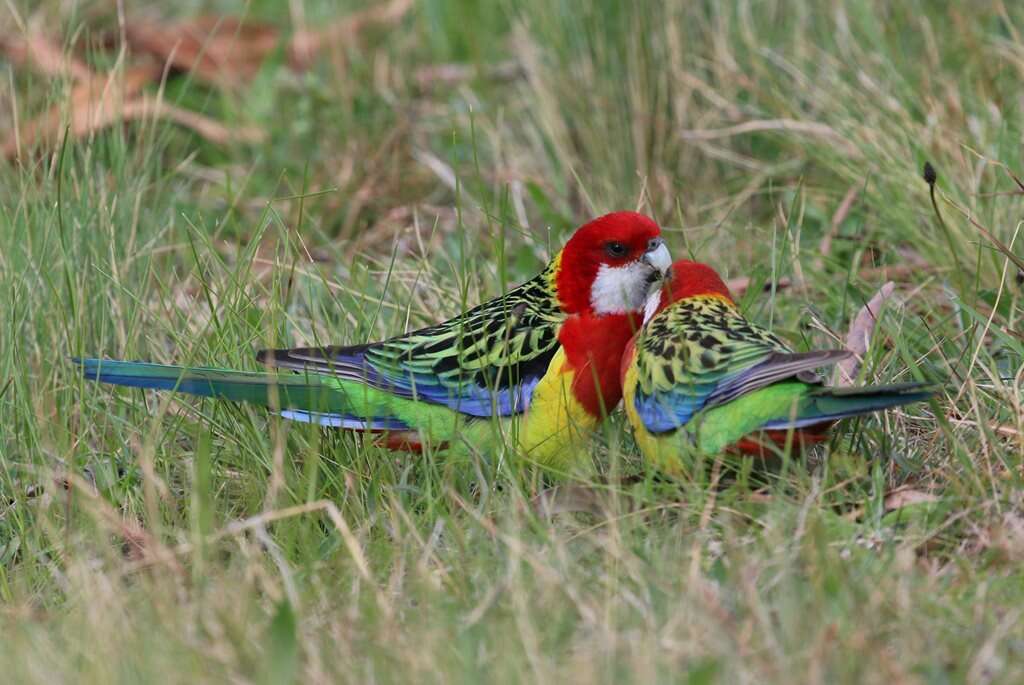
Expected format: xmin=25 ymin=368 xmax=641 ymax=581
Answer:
xmin=590 ymin=262 xmax=653 ymax=315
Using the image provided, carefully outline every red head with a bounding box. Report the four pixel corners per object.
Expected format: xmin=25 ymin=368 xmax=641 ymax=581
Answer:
xmin=622 ymin=260 xmax=734 ymax=389
xmin=551 ymin=211 xmax=673 ymax=418
xmin=555 ymin=211 xmax=671 ymax=316
xmin=647 ymin=259 xmax=734 ymax=318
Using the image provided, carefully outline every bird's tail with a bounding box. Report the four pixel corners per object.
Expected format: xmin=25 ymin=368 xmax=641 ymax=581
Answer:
xmin=760 ymin=381 xmax=935 ymax=431
xmin=75 ymin=358 xmax=414 ymax=430
xmin=74 ymin=358 xmax=347 ymax=409
xmin=75 ymin=358 xmax=417 ymax=431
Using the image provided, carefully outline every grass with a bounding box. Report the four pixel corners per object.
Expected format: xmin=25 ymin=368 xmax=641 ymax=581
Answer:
xmin=1 ymin=0 xmax=1023 ymax=682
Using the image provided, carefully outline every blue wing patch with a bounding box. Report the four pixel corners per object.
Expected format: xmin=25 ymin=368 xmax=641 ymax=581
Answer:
xmin=633 ymin=382 xmax=719 ymax=434
xmin=261 ymin=347 xmax=547 ymax=418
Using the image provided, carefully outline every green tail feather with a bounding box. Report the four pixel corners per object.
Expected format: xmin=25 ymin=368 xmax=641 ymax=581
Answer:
xmin=765 ymin=381 xmax=935 ymax=429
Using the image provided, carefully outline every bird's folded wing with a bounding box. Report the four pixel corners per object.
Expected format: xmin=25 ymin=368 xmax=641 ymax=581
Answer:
xmin=631 ymin=297 xmax=848 ymax=433
xmin=257 ymin=274 xmax=564 ymax=417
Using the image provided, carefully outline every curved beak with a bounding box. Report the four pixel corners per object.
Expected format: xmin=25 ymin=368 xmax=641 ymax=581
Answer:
xmin=642 ymin=289 xmax=663 ymax=324
xmin=639 ymin=238 xmax=672 ymax=323
xmin=641 ymin=238 xmax=672 ymax=277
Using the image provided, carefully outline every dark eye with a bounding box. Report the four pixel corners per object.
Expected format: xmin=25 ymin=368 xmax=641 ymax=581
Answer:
xmin=604 ymin=241 xmax=628 ymax=258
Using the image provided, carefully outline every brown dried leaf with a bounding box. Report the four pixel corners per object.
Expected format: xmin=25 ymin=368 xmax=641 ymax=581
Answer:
xmin=124 ymin=1 xmax=413 ymax=87
xmin=835 ymin=281 xmax=896 ymax=386
xmin=0 ymin=30 xmax=93 ymax=81
xmin=125 ymin=16 xmax=281 ymax=89
xmin=289 ymin=0 xmax=415 ymax=69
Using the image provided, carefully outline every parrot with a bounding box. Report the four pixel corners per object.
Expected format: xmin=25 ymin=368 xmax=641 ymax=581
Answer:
xmin=77 ymin=211 xmax=673 ymax=471
xmin=620 ymin=259 xmax=934 ymax=472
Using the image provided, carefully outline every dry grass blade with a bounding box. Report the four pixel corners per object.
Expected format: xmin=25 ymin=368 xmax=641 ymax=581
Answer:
xmin=948 ymin=416 xmax=1022 ymax=443
xmin=680 ymin=118 xmax=839 ymax=140
xmin=728 ymin=256 xmax=935 ymax=298
xmin=0 ymin=30 xmax=93 ymax=81
xmin=963 ymin=212 xmax=1024 ymax=273
xmin=532 ymin=485 xmax=606 ymax=517
xmin=835 ymin=281 xmax=896 ymax=386
xmin=988 ymin=514 xmax=1024 ymax=562
xmin=414 ymin=60 xmax=522 ymax=90
xmin=125 ymin=16 xmax=280 ymax=89
xmin=815 ymin=184 xmax=860 ymax=269
xmin=726 ymin=275 xmax=792 ymax=296
xmin=932 ymin=171 xmax=1024 ymax=273
xmin=53 ymin=471 xmax=183 ymax=572
xmin=680 ymin=118 xmax=849 ymax=147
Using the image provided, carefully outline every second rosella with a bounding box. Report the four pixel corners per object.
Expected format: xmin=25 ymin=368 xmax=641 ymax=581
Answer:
xmin=621 ymin=260 xmax=933 ymax=472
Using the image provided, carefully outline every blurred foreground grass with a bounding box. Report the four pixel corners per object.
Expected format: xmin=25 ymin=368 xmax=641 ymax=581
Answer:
xmin=1 ymin=1 xmax=1023 ymax=682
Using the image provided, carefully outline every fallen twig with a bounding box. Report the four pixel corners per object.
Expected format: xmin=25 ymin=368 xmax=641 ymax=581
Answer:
xmin=0 ymin=30 xmax=93 ymax=81
xmin=3 ymin=61 xmax=263 ymax=159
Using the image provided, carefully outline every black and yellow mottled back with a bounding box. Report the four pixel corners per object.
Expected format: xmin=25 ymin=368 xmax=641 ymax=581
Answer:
xmin=635 ymin=295 xmax=790 ymax=394
xmin=632 ymin=294 xmax=848 ymax=432
xmin=257 ymin=258 xmax=567 ymax=416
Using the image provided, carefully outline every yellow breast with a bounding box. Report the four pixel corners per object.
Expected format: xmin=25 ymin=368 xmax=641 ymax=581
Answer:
xmin=517 ymin=347 xmax=599 ymax=473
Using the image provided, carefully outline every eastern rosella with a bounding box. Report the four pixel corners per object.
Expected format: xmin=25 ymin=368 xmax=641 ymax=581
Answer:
xmin=78 ymin=212 xmax=672 ymax=470
xmin=621 ymin=260 xmax=933 ymax=471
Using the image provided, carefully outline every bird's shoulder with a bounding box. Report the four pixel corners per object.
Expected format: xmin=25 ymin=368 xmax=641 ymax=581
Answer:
xmin=635 ymin=294 xmax=790 ymax=391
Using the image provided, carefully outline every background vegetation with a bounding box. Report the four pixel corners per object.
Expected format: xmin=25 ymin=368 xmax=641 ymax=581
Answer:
xmin=1 ymin=1 xmax=1022 ymax=682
